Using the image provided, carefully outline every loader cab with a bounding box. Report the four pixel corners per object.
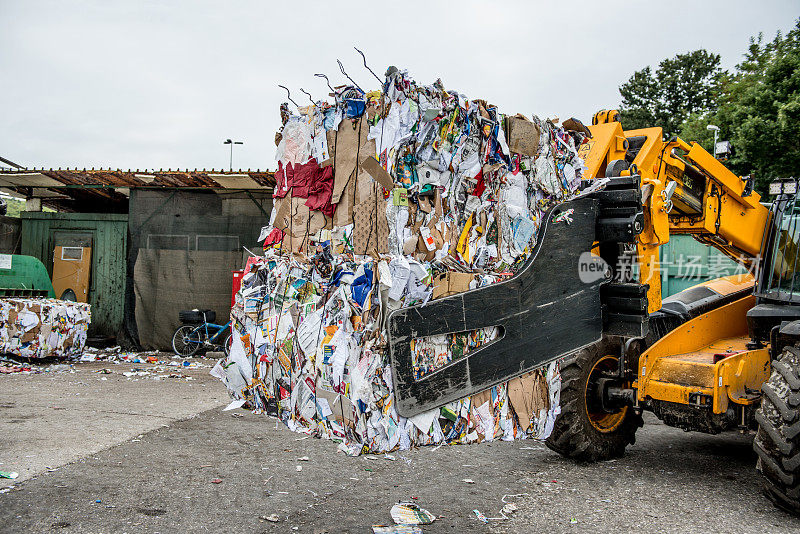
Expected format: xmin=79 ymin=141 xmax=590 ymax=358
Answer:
xmin=747 ymin=178 xmax=800 ymax=346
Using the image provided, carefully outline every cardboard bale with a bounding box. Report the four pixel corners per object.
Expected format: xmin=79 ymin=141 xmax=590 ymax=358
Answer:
xmin=219 ymin=62 xmax=587 ymax=455
xmin=0 ymin=298 xmax=90 ymax=359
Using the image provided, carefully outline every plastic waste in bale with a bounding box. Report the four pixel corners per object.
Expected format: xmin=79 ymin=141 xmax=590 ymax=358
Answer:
xmin=345 ymin=98 xmax=366 ymax=119
xmin=350 ymin=265 xmax=374 ymax=307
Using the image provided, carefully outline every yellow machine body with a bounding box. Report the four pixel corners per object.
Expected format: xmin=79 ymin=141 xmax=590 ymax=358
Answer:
xmin=584 ymin=121 xmax=770 ymax=315
xmin=583 ymin=115 xmax=773 ymax=425
xmin=636 ymin=286 xmax=769 ymax=414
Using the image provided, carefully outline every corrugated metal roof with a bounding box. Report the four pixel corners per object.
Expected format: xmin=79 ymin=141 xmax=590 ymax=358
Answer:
xmin=0 ymin=168 xmax=275 ymax=189
xmin=0 ymin=168 xmax=275 ymax=212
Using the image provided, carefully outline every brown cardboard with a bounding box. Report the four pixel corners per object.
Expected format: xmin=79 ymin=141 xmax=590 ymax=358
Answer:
xmin=272 ymin=195 xmax=292 ymax=232
xmin=354 ymin=163 xmax=378 ymax=206
xmin=403 ymin=235 xmax=418 ymax=255
xmin=418 ymin=195 xmax=433 ymax=213
xmin=273 ymin=195 xmax=329 ymax=238
xmin=416 ymin=235 xmax=436 ymax=261
xmin=334 ymin=394 xmax=356 ymax=428
xmin=316 ymin=387 xmax=356 ymax=427
xmin=507 ymin=371 xmax=550 ymax=430
xmin=506 ymin=117 xmax=541 ymax=156
xmin=21 ymin=328 xmax=38 ymax=344
xmin=411 ymin=207 xmax=424 ymax=233
xmin=429 ymin=223 xmax=445 ymax=249
xmin=476 ymin=100 xmax=491 ymax=120
xmin=434 ymin=189 xmax=443 ymax=218
xmin=331 ymin=118 xmax=370 ymax=204
xmin=332 ymin=169 xmax=357 ymax=227
xmin=361 ymin=156 xmax=395 ymax=192
xmin=280 ymin=233 xmax=306 ymax=254
xmin=289 ymin=302 xmax=300 ymax=328
xmin=352 ymin=195 xmax=389 ymax=255
xmin=431 ymin=271 xmax=474 ymax=299
xmin=563 ymin=117 xmax=591 ymax=136
xmin=333 ymin=138 xmax=377 ymax=228
xmin=326 ymin=128 xmax=337 ymax=159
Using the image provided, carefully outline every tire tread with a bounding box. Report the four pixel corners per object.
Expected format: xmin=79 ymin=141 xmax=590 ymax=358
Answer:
xmin=546 ymin=338 xmax=641 ymax=462
xmin=755 ymin=343 xmax=800 ymax=514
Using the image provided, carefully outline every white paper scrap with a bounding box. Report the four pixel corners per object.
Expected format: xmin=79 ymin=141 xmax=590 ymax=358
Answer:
xmin=316 ymin=397 xmax=333 ymax=419
xmin=223 ymin=399 xmax=246 ymax=411
xmin=409 ymin=408 xmax=438 ymax=434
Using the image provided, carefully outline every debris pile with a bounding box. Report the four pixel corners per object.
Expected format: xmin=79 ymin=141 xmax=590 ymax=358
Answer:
xmin=78 ymin=346 xmax=160 ymax=363
xmin=214 ymin=65 xmax=594 ymax=453
xmin=0 ymin=298 xmax=90 ymax=359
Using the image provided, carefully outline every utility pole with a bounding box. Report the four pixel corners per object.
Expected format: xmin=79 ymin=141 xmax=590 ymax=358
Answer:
xmin=706 ymin=125 xmax=719 ymax=158
xmin=223 ymin=139 xmax=243 ymax=171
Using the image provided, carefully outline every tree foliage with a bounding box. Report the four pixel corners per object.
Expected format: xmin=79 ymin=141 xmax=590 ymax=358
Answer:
xmin=711 ymin=21 xmax=800 ymax=192
xmin=619 ymin=50 xmax=723 ymax=134
xmin=618 ymin=19 xmax=800 ymax=194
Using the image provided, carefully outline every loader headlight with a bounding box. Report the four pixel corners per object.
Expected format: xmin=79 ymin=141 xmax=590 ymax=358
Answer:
xmin=769 ymin=180 xmax=797 ymax=196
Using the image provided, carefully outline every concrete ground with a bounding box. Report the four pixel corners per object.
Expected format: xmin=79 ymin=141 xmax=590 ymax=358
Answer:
xmin=0 ymin=356 xmax=228 ymax=485
xmin=1 ymin=359 xmax=799 ymax=533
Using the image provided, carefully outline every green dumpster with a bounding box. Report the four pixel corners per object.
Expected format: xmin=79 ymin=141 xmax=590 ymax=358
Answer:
xmin=0 ymin=254 xmax=56 ymax=298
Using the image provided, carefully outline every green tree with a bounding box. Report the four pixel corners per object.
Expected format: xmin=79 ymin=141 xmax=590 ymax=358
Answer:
xmin=722 ymin=22 xmax=800 ymax=192
xmin=678 ymin=20 xmax=800 ymax=193
xmin=618 ymin=66 xmax=659 ymax=128
xmin=678 ymin=112 xmax=717 ymax=153
xmin=619 ymin=50 xmax=724 ymax=135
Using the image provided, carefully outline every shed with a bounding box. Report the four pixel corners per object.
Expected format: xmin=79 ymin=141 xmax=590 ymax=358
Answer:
xmin=20 ymin=212 xmax=128 ymax=338
xmin=2 ymin=167 xmax=275 ymax=349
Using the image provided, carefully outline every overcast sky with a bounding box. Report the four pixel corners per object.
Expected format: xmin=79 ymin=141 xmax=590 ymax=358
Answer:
xmin=1 ymin=1 xmax=797 ymax=173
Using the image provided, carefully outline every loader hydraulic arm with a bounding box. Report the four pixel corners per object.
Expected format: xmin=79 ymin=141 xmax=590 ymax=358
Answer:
xmin=584 ymin=119 xmax=770 ymax=313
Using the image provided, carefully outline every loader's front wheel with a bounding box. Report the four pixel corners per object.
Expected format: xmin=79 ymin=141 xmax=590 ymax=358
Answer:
xmin=546 ymin=338 xmax=642 ymax=462
xmin=754 ymin=344 xmax=800 ymax=514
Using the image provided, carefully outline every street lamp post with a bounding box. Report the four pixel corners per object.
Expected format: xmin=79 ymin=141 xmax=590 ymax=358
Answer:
xmin=706 ymin=125 xmax=719 ymax=157
xmin=223 ymin=139 xmax=243 ymax=171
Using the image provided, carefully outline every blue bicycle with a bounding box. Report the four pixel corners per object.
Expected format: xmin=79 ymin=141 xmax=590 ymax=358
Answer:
xmin=171 ymin=309 xmax=232 ymax=357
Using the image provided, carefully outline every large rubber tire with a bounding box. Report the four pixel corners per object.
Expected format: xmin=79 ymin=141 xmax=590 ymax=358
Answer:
xmin=754 ymin=344 xmax=800 ymax=514
xmin=546 ymin=338 xmax=643 ymax=462
xmin=172 ymin=325 xmax=201 ymax=357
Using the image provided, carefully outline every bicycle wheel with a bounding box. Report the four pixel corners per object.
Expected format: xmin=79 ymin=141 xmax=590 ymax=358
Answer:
xmin=172 ymin=325 xmax=202 ymax=357
xmin=223 ymin=333 xmax=233 ymax=357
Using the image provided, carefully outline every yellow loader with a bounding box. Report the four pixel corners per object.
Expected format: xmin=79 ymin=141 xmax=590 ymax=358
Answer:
xmin=386 ymin=110 xmax=800 ymax=513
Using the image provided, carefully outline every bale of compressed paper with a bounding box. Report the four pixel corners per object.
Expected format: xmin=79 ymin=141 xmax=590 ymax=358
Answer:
xmin=214 ymin=66 xmax=592 ymax=453
xmin=0 ymin=298 xmax=91 ymax=358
